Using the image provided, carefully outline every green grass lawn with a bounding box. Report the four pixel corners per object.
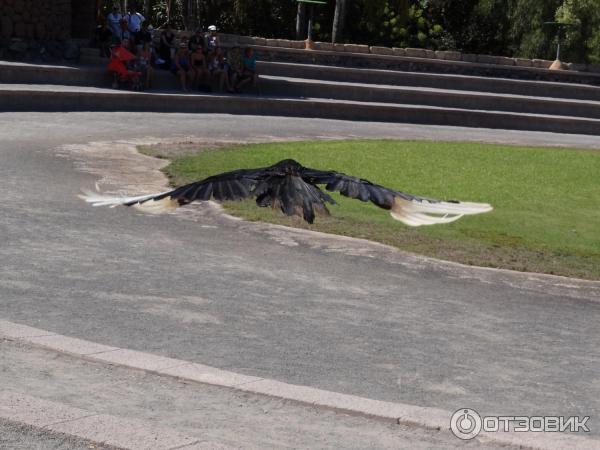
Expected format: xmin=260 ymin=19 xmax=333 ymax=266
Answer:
xmin=141 ymin=140 xmax=600 ymax=280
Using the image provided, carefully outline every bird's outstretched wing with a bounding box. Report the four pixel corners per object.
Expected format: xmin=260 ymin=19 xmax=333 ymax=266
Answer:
xmin=81 ymin=159 xmax=492 ymax=226
xmin=79 ymin=168 xmax=264 ymax=213
xmin=302 ymin=168 xmax=492 ymax=226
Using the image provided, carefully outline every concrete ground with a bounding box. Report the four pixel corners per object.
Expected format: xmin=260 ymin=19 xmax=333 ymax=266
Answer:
xmin=1 ymin=338 xmax=497 ymax=449
xmin=1 ymin=112 xmax=599 ymax=448
xmin=0 ymin=418 xmax=119 ymax=450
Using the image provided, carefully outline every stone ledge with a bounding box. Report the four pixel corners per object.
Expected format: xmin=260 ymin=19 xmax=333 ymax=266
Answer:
xmin=532 ymin=59 xmax=553 ymax=69
xmin=514 ymin=58 xmax=533 ymax=68
xmin=314 ymin=42 xmax=333 ymax=51
xmin=220 ymin=34 xmax=595 ymax=74
xmin=370 ymin=46 xmax=394 ymax=56
xmin=405 ymin=48 xmax=428 ymax=58
xmin=141 ymin=26 xmax=600 ymax=74
xmin=435 ymin=50 xmax=461 ymax=61
xmin=344 ymin=44 xmax=370 ymax=54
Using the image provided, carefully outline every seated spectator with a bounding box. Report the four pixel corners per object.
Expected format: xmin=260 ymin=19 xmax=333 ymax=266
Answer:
xmin=236 ymin=47 xmax=259 ymax=92
xmin=208 ymin=47 xmax=233 ymax=93
xmin=136 ymin=41 xmax=154 ymax=89
xmin=171 ymin=41 xmax=192 ymax=92
xmin=158 ymin=23 xmax=176 ymax=69
xmin=188 ymin=29 xmax=205 ymax=53
xmin=227 ymin=46 xmax=244 ymax=91
xmin=136 ymin=21 xmax=153 ymax=51
xmin=190 ymin=45 xmax=208 ymax=90
xmin=205 ymin=25 xmax=220 ymax=52
xmin=108 ymin=40 xmax=141 ymax=90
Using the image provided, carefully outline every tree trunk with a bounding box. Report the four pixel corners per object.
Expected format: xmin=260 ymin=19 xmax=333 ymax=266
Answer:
xmin=332 ymin=0 xmax=347 ymax=43
xmin=186 ymin=0 xmax=200 ymax=31
xmin=296 ymin=3 xmax=306 ymax=40
xmin=182 ymin=0 xmax=190 ymax=29
xmin=144 ymin=0 xmax=151 ymax=19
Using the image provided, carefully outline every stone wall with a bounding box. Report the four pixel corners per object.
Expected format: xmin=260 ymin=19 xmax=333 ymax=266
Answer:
xmin=0 ymin=0 xmax=72 ymax=41
xmin=213 ymin=33 xmax=600 ymax=75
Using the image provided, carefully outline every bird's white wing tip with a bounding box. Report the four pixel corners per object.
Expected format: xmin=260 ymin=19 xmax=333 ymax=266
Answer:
xmin=391 ymin=197 xmax=492 ymax=227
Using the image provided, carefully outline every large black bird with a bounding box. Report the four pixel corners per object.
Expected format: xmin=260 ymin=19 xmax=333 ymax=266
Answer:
xmin=80 ymin=159 xmax=492 ymax=226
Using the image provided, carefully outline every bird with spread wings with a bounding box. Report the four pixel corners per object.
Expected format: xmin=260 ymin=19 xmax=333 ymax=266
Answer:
xmin=80 ymin=159 xmax=492 ymax=226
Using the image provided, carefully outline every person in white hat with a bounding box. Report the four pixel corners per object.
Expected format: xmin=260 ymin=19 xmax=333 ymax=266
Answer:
xmin=206 ymin=25 xmax=220 ymax=51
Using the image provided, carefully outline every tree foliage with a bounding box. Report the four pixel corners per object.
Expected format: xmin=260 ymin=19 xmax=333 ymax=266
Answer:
xmin=555 ymin=0 xmax=600 ymax=63
xmin=110 ymin=0 xmax=600 ymax=63
xmin=504 ymin=0 xmax=561 ymax=60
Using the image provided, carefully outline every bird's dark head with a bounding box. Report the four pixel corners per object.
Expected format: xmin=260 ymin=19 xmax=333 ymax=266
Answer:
xmin=272 ymin=159 xmax=303 ymax=175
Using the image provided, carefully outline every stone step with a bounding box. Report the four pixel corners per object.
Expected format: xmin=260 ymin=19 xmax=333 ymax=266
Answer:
xmin=75 ymin=45 xmax=600 ymax=100
xmin=1 ymin=84 xmax=599 ymax=136
xmin=254 ymin=45 xmax=600 ymax=86
xmin=76 ymin=42 xmax=600 ymax=89
xmin=0 ymin=60 xmax=181 ymax=90
xmin=79 ymin=53 xmax=110 ymax=66
xmin=5 ymin=61 xmax=600 ymax=121
xmin=70 ymin=51 xmax=600 ymax=102
xmin=79 ymin=46 xmax=104 ymax=57
xmin=259 ymin=61 xmax=600 ymax=102
xmin=260 ymin=75 xmax=600 ymax=120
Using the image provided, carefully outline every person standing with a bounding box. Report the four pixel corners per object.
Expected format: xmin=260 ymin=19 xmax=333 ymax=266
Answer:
xmin=127 ymin=5 xmax=145 ymax=44
xmin=158 ymin=23 xmax=176 ymax=69
xmin=107 ymin=5 xmax=124 ymax=40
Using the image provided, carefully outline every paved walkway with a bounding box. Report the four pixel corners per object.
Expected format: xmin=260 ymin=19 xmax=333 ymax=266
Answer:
xmin=3 ymin=336 xmax=512 ymax=449
xmin=1 ymin=112 xmax=598 ymax=448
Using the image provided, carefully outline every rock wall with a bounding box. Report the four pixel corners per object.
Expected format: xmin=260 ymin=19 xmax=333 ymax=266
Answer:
xmin=0 ymin=0 xmax=72 ymax=41
xmin=213 ymin=33 xmax=600 ymax=76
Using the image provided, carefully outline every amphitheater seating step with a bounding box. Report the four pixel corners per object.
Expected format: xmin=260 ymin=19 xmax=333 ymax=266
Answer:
xmin=2 ymin=54 xmax=600 ymax=135
xmin=1 ymin=83 xmax=600 ymax=136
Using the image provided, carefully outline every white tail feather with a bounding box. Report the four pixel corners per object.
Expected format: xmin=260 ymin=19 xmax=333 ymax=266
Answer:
xmin=78 ymin=189 xmax=175 ymax=212
xmin=390 ymin=197 xmax=492 ymax=227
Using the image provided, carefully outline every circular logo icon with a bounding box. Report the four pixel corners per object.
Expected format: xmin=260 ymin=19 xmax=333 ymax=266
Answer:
xmin=450 ymin=408 xmax=482 ymax=440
